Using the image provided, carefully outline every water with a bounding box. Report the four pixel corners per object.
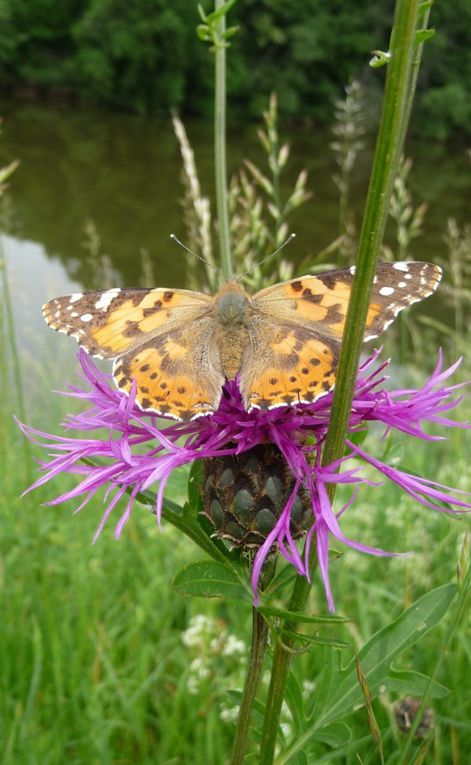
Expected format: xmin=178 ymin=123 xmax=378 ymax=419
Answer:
xmin=1 ymin=98 xmax=469 ymax=363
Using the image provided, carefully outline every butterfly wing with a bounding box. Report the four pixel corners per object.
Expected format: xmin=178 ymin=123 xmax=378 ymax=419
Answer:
xmin=240 ymin=316 xmax=341 ymax=410
xmin=43 ymin=287 xmax=224 ymax=420
xmin=242 ymin=261 xmax=441 ymax=410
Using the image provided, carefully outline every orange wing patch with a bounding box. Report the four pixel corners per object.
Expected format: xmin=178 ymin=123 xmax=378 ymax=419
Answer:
xmin=91 ymin=291 xmax=182 ymax=353
xmin=243 ymin=329 xmax=339 ymax=411
xmin=113 ymin=324 xmax=224 ymax=420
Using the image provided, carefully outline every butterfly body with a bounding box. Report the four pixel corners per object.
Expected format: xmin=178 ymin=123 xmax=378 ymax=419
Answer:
xmin=43 ymin=261 xmax=442 ymax=421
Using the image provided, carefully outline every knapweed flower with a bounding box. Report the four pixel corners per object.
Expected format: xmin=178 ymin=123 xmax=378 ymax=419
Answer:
xmin=19 ymin=348 xmax=470 ymax=610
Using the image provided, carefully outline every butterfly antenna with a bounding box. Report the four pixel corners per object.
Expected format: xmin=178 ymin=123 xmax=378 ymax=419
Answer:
xmin=170 ymin=234 xmax=218 ymax=272
xmin=236 ymin=233 xmax=296 ymax=282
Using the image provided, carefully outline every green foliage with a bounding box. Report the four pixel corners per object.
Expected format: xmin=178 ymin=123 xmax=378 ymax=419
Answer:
xmin=0 ymin=0 xmax=470 ymax=136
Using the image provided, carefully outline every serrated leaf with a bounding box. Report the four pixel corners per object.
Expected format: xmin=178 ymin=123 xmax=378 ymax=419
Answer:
xmin=258 ymin=605 xmax=349 ymax=625
xmin=173 ymin=560 xmax=250 ymax=600
xmin=317 ymin=584 xmax=456 ymax=728
xmin=284 ymin=585 xmax=456 ymax=761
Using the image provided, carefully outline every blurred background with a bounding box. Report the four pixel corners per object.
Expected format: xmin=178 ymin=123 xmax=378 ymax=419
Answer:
xmin=1 ymin=2 xmax=470 ymax=763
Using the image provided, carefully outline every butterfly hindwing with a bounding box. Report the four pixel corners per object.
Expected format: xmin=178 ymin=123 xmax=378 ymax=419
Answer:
xmin=240 ymin=316 xmax=340 ymax=410
xmin=113 ymin=318 xmax=225 ymax=420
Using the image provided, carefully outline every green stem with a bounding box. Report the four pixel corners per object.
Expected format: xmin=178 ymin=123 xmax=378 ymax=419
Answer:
xmin=230 ymin=608 xmax=269 ymax=765
xmin=259 ymin=568 xmax=314 ymax=765
xmin=259 ymin=0 xmax=421 ymax=760
xmin=322 ymin=0 xmax=420 ymax=471
xmin=214 ymin=0 xmax=233 ymax=281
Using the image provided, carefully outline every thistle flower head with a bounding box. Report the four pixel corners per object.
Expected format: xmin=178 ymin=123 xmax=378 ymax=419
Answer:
xmin=19 ymin=349 xmax=470 ymax=610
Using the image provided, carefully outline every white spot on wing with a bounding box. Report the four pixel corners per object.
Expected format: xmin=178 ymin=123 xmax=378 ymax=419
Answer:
xmin=398 ymin=281 xmax=406 ymax=288
xmin=95 ymin=288 xmax=121 ymax=311
xmin=379 ymin=286 xmax=395 ymax=296
xmin=393 ymin=262 xmax=409 ymax=272
xmin=70 ymin=293 xmax=83 ymax=303
xmin=81 ymin=313 xmax=93 ymax=322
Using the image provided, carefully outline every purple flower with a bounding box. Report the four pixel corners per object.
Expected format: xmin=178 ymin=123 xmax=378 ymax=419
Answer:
xmin=19 ymin=349 xmax=470 ymax=610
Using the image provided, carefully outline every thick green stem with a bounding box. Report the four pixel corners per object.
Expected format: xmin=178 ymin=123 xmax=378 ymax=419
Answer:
xmin=230 ymin=608 xmax=269 ymax=765
xmin=259 ymin=0 xmax=422 ymax=760
xmin=321 ymin=0 xmax=420 ymax=470
xmin=214 ymin=0 xmax=233 ymax=281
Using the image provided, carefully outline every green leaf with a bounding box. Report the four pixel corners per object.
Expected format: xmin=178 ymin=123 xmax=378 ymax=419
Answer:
xmin=258 ymin=605 xmax=349 ymax=625
xmin=265 ymin=563 xmax=297 ymax=597
xmin=369 ymin=50 xmax=391 ymax=68
xmin=197 ymin=4 xmax=208 ymax=22
xmin=414 ymin=28 xmax=435 ymax=44
xmin=282 ymin=629 xmax=351 ymax=649
xmin=223 ymin=25 xmax=240 ymax=41
xmin=417 ymin=0 xmax=433 ymax=20
xmin=384 ymin=669 xmax=450 ymax=699
xmin=282 ymin=585 xmax=456 ymax=761
xmin=311 ymin=722 xmax=351 ymax=748
xmin=196 ymin=25 xmax=212 ymax=42
xmin=173 ymin=560 xmax=251 ymax=601
xmin=187 ymin=459 xmax=204 ymax=514
xmin=284 ymin=672 xmax=304 ymax=731
xmin=316 ymin=584 xmax=456 ymax=728
xmin=135 ymin=487 xmax=183 ymax=515
xmin=205 ymin=0 xmax=237 ymax=24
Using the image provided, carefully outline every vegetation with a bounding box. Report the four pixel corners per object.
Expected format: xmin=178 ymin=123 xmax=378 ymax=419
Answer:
xmin=1 ymin=1 xmax=471 ymax=761
xmin=1 ymin=0 xmax=471 ymax=137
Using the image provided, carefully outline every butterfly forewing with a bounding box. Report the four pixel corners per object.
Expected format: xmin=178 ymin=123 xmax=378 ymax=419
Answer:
xmin=253 ymin=261 xmax=442 ymax=342
xmin=42 ymin=287 xmax=212 ymax=358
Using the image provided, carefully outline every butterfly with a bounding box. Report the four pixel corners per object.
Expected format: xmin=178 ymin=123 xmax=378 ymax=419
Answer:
xmin=43 ymin=261 xmax=441 ymax=421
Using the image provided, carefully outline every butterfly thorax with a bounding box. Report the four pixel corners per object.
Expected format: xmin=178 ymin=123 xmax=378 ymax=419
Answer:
xmin=214 ymin=282 xmax=251 ymax=326
xmin=214 ymin=282 xmax=251 ymax=379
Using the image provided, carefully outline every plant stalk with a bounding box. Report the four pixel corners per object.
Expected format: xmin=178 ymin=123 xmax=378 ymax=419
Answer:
xmin=230 ymin=608 xmax=269 ymax=765
xmin=259 ymin=0 xmax=421 ymax=760
xmin=214 ymin=0 xmax=233 ymax=281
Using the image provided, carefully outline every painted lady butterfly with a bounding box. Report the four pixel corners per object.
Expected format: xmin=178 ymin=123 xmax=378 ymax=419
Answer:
xmin=43 ymin=261 xmax=441 ymax=421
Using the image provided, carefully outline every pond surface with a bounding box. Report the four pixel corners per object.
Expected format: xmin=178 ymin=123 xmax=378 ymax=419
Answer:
xmin=1 ymin=98 xmax=469 ymax=365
